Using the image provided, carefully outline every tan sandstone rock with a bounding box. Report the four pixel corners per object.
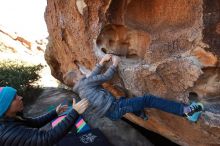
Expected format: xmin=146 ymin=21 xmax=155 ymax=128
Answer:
xmin=44 ymin=0 xmax=220 ymax=145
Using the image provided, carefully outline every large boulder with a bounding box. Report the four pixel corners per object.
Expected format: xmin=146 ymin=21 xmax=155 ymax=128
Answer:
xmin=44 ymin=0 xmax=220 ymax=145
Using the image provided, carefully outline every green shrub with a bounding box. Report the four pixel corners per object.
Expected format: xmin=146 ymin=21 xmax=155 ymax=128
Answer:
xmin=0 ymin=60 xmax=44 ymax=101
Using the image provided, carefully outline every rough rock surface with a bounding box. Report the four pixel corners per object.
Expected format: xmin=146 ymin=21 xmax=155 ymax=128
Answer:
xmin=44 ymin=0 xmax=220 ymax=145
xmin=25 ymin=88 xmax=153 ymax=146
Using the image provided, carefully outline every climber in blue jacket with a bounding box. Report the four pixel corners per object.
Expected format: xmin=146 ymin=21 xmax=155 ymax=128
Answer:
xmin=0 ymin=86 xmax=89 ymax=146
xmin=64 ymin=54 xmax=204 ymax=122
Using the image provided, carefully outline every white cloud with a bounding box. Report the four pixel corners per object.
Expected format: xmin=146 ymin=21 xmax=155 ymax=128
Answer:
xmin=0 ymin=0 xmax=48 ymax=40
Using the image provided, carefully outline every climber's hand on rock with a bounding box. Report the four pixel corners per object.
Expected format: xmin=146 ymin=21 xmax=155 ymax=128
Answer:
xmin=112 ymin=55 xmax=121 ymax=67
xmin=99 ymin=54 xmax=112 ymax=65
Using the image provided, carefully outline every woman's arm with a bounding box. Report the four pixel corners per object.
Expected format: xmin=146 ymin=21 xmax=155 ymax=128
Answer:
xmin=0 ymin=109 xmax=79 ymax=146
xmin=0 ymin=99 xmax=89 ymax=146
xmin=25 ymin=109 xmax=58 ymax=128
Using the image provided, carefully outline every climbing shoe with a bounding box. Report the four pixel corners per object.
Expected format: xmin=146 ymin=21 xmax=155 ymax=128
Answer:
xmin=185 ymin=102 xmax=204 ymax=122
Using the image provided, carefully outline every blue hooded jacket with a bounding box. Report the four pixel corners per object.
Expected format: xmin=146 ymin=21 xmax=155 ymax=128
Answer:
xmin=73 ymin=64 xmax=116 ymax=118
